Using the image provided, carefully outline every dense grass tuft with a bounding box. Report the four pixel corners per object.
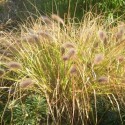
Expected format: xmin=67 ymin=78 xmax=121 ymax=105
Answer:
xmin=1 ymin=13 xmax=125 ymax=125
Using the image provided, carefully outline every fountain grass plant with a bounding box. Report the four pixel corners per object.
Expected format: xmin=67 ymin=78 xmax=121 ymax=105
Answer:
xmin=1 ymin=13 xmax=125 ymax=125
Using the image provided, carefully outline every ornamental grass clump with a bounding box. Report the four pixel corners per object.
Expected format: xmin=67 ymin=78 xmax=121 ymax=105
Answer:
xmin=1 ymin=13 xmax=125 ymax=125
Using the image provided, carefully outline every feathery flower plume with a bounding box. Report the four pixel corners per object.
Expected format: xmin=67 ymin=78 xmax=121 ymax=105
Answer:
xmin=51 ymin=14 xmax=65 ymax=25
xmin=62 ymin=55 xmax=69 ymax=61
xmin=0 ymin=50 xmax=12 ymax=57
xmin=61 ymin=42 xmax=75 ymax=55
xmin=41 ymin=15 xmax=52 ymax=25
xmin=94 ymin=53 xmax=104 ymax=65
xmin=22 ymin=34 xmax=39 ymax=43
xmin=37 ymin=31 xmax=54 ymax=40
xmin=7 ymin=61 xmax=22 ymax=70
xmin=67 ymin=48 xmax=76 ymax=58
xmin=62 ymin=48 xmax=76 ymax=61
xmin=98 ymin=30 xmax=107 ymax=44
xmin=70 ymin=64 xmax=77 ymax=74
xmin=117 ymin=55 xmax=124 ymax=62
xmin=116 ymin=25 xmax=125 ymax=40
xmin=62 ymin=42 xmax=75 ymax=49
xmin=29 ymin=34 xmax=39 ymax=42
xmin=119 ymin=25 xmax=125 ymax=35
xmin=0 ymin=69 xmax=4 ymax=77
xmin=19 ymin=78 xmax=33 ymax=88
xmin=98 ymin=76 xmax=108 ymax=83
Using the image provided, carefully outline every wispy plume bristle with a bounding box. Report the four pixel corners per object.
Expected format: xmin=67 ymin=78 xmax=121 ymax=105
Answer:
xmin=51 ymin=14 xmax=65 ymax=25
xmin=37 ymin=31 xmax=54 ymax=40
xmin=22 ymin=34 xmax=39 ymax=42
xmin=41 ymin=15 xmax=52 ymax=25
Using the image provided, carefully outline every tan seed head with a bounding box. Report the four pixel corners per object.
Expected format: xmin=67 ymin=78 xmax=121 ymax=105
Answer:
xmin=94 ymin=54 xmax=104 ymax=65
xmin=70 ymin=64 xmax=77 ymax=74
xmin=67 ymin=48 xmax=76 ymax=58
xmin=19 ymin=78 xmax=33 ymax=88
xmin=62 ymin=42 xmax=75 ymax=48
xmin=117 ymin=55 xmax=124 ymax=62
xmin=98 ymin=76 xmax=108 ymax=83
xmin=7 ymin=61 xmax=22 ymax=70
xmin=98 ymin=30 xmax=107 ymax=44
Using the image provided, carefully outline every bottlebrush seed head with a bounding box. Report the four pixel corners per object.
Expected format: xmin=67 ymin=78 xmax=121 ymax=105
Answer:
xmin=116 ymin=25 xmax=125 ymax=40
xmin=62 ymin=42 xmax=75 ymax=48
xmin=117 ymin=55 xmax=124 ymax=62
xmin=19 ymin=78 xmax=33 ymax=88
xmin=67 ymin=48 xmax=76 ymax=58
xmin=98 ymin=76 xmax=108 ymax=83
xmin=98 ymin=30 xmax=107 ymax=44
xmin=94 ymin=53 xmax=104 ymax=65
xmin=62 ymin=55 xmax=69 ymax=61
xmin=70 ymin=64 xmax=77 ymax=74
xmin=7 ymin=61 xmax=22 ymax=70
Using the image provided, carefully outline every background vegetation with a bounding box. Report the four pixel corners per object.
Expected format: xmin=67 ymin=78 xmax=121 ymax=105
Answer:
xmin=0 ymin=0 xmax=125 ymax=23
